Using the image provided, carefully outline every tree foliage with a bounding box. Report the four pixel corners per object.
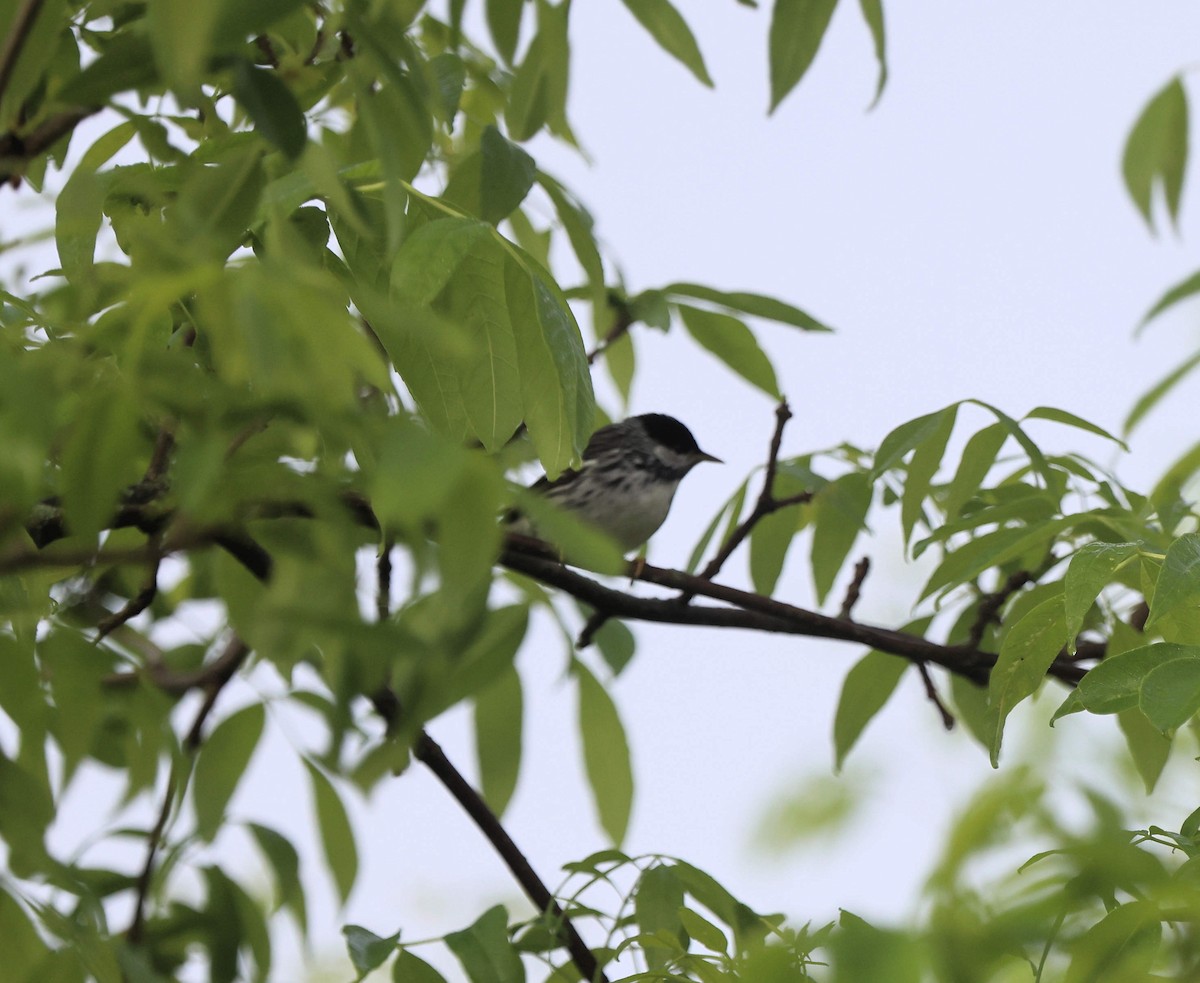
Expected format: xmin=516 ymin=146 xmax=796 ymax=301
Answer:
xmin=3 ymin=1 xmax=1200 ymax=981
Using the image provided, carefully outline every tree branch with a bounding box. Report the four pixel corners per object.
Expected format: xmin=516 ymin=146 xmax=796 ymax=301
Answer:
xmin=503 ymin=545 xmax=1087 ymax=687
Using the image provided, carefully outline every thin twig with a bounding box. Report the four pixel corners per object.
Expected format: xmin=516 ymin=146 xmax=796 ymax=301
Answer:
xmin=127 ymin=635 xmax=250 ymax=943
xmin=915 ymin=662 xmax=955 ymax=730
xmin=95 ymin=558 xmax=160 ymax=642
xmin=838 ymin=556 xmax=871 ymax=620
xmin=376 ymin=539 xmax=393 ymax=622
xmin=695 ymin=400 xmax=810 ymax=584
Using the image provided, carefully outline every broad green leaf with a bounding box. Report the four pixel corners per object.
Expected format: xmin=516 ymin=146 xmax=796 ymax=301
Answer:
xmin=576 ymin=661 xmax=633 ymax=844
xmin=831 ymin=910 xmax=922 ymax=983
xmin=394 ymin=950 xmax=450 ymax=983
xmin=1117 ymin=708 xmax=1172 ymax=793
xmin=833 ymin=648 xmax=911 ymax=771
xmin=486 ymin=0 xmax=525 ymax=64
xmin=445 ymin=905 xmax=524 ymax=983
xmin=443 ymin=126 xmax=536 ymax=224
xmin=949 ymin=673 xmax=992 ymax=749
xmin=593 ymin=617 xmax=636 ymax=676
xmin=193 ymin=703 xmax=265 ymax=842
xmin=919 ymin=517 xmax=1074 ymax=603
xmin=968 ymin=399 xmax=1054 ymax=487
xmin=810 ymin=472 xmax=872 ymax=605
xmin=344 ymin=925 xmax=401 ymax=980
xmin=358 ymin=72 xmax=433 ymax=187
xmin=1063 ymin=542 xmax=1139 ymax=652
xmin=748 ymin=479 xmax=808 ymax=596
xmin=474 ymin=665 xmax=523 ymax=816
xmin=232 ymin=60 xmax=307 ymax=159
xmin=986 ymin=596 xmax=1066 ymax=766
xmin=305 ymin=761 xmax=358 ymax=904
xmin=664 ymin=282 xmax=834 ymax=331
xmin=678 ymin=304 xmax=780 ymax=397
xmin=248 ymin=823 xmax=307 ymax=933
xmin=1125 ymin=349 xmax=1200 ymax=437
xmin=636 ymin=864 xmax=687 ymax=968
xmin=1077 ymin=642 xmax=1200 ymax=715
xmin=538 ymin=172 xmax=605 ymax=315
xmin=59 ymin=382 xmax=143 ymax=538
xmin=941 ymin=423 xmax=1006 ymax=519
xmin=0 ymin=0 xmax=67 ymax=128
xmin=688 ymin=478 xmax=749 ymax=574
xmin=857 ymin=0 xmax=887 ymax=107
xmin=1122 ymin=76 xmax=1188 ymax=233
xmin=1024 ymin=406 xmax=1127 ymax=449
xmin=1140 ymin=658 xmax=1200 ymax=732
xmin=768 ymin=0 xmax=839 ymax=113
xmin=0 ymin=750 xmax=53 ymax=875
xmin=1065 ymin=901 xmax=1161 ymax=983
xmin=1140 ymin=267 xmax=1200 ymax=330
xmin=1146 ymin=532 xmax=1200 ymax=629
xmin=56 ymin=33 xmax=159 ymax=108
xmin=678 ymin=907 xmax=728 ymax=953
xmin=55 ymin=166 xmax=104 ymax=285
xmin=427 ymin=52 xmax=466 ymax=121
xmin=148 ymin=0 xmax=221 ymax=92
xmin=901 ymin=404 xmax=956 ymax=547
xmin=872 ymin=405 xmax=957 ymax=479
xmin=619 ymin=0 xmax=713 ymax=86
xmin=0 ymin=888 xmax=43 ymax=982
xmin=506 ymin=0 xmax=570 ymax=141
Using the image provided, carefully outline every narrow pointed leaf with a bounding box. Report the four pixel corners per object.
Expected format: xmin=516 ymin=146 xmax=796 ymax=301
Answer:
xmin=1063 ymin=542 xmax=1139 ymax=653
xmin=1122 ymin=77 xmax=1188 ymax=232
xmin=1146 ymin=532 xmax=1200 ymax=629
xmin=768 ymin=0 xmax=840 ymax=113
xmin=619 ymin=0 xmax=713 ymax=86
xmin=576 ymin=661 xmax=633 ymax=845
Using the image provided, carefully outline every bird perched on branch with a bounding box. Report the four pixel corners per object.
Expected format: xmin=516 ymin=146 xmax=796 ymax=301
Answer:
xmin=509 ymin=413 xmax=721 ymax=552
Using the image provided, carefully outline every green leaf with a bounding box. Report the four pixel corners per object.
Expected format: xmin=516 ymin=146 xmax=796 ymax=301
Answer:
xmin=857 ymin=0 xmax=887 ymax=107
xmin=0 ymin=0 xmax=67 ymax=128
xmin=0 ymin=887 xmax=44 ymax=983
xmin=55 ymin=166 xmax=104 ymax=285
xmin=986 ymin=596 xmax=1066 ymax=766
xmin=1065 ymin=901 xmax=1161 ymax=983
xmin=305 ymin=761 xmax=358 ymax=904
xmin=394 ymin=949 xmax=450 ymax=983
xmin=576 ymin=661 xmax=633 ymax=845
xmin=506 ymin=0 xmax=570 ymax=141
xmin=474 ymin=665 xmax=523 ymax=817
xmin=664 ymin=281 xmax=834 ymax=331
xmin=1122 ymin=76 xmax=1188 ymax=233
xmin=56 ymin=33 xmax=159 ymax=107
xmin=486 ymin=0 xmax=525 ymax=64
xmin=1140 ymin=657 xmax=1200 ymax=732
xmin=193 ymin=703 xmax=265 ymax=842
xmin=232 ymin=60 xmax=307 ymax=159
xmin=900 ymin=404 xmax=956 ymax=547
xmin=147 ymin=0 xmax=222 ymax=93
xmin=768 ymin=0 xmax=839 ymax=113
xmin=1077 ymin=642 xmax=1200 ymax=715
xmin=59 ymin=383 xmax=143 ymax=538
xmin=941 ymin=423 xmax=1006 ymax=520
xmin=636 ymin=864 xmax=686 ymax=968
xmin=443 ymin=126 xmax=537 ymax=224
xmin=1024 ymin=406 xmax=1127 ymax=449
xmin=248 ymin=823 xmax=307 ymax=933
xmin=619 ymin=0 xmax=713 ymax=86
xmin=810 ymin=471 xmax=871 ymax=604
xmin=1140 ymin=267 xmax=1200 ymax=330
xmin=678 ymin=907 xmax=728 ymax=954
xmin=1125 ymin=348 xmax=1200 ymax=437
xmin=1063 ymin=542 xmax=1139 ymax=653
xmin=0 ymin=749 xmax=53 ymax=875
xmin=592 ymin=618 xmax=636 ymax=676
xmin=967 ymin=399 xmax=1054 ymax=487
xmin=833 ymin=649 xmax=911 ymax=771
xmin=678 ymin=304 xmax=780 ymax=398
xmin=1117 ymin=708 xmax=1172 ymax=793
xmin=344 ymin=925 xmax=401 ymax=980
xmin=872 ymin=405 xmax=957 ymax=479
xmin=1146 ymin=532 xmax=1200 ymax=629
xmin=748 ymin=491 xmax=806 ymax=596
xmin=445 ymin=905 xmax=524 ymax=983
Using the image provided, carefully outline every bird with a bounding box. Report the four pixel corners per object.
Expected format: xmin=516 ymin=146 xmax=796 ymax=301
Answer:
xmin=509 ymin=413 xmax=721 ymax=552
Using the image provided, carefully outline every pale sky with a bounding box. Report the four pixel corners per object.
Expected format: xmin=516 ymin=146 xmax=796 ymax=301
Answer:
xmin=11 ymin=4 xmax=1200 ymax=980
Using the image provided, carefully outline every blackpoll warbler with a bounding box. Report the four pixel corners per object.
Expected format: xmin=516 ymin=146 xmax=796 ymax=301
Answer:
xmin=512 ymin=413 xmax=721 ymax=551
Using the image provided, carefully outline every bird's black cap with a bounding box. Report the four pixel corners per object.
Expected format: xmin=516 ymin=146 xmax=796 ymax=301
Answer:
xmin=637 ymin=414 xmax=721 ymax=462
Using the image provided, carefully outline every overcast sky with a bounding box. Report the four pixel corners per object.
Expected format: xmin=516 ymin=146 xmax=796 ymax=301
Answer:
xmin=11 ymin=3 xmax=1200 ymax=980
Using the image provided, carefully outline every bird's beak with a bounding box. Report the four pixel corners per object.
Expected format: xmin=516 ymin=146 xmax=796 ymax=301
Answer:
xmin=697 ymin=450 xmax=723 ymax=464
